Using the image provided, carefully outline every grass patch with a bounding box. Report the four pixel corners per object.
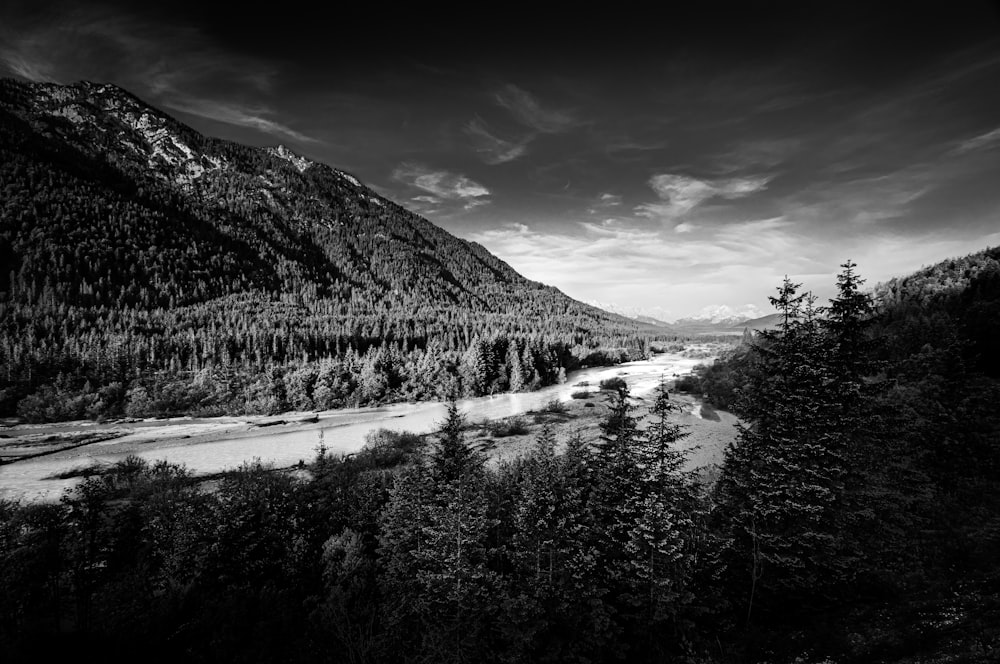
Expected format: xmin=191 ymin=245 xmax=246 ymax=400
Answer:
xmin=487 ymin=416 xmax=530 ymax=438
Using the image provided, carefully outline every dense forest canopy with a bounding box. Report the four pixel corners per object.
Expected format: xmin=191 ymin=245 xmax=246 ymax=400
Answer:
xmin=2 ymin=252 xmax=998 ymax=663
xmin=0 ymin=79 xmax=662 ymax=421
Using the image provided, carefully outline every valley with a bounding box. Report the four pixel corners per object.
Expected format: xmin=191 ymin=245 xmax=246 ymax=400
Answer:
xmin=0 ymin=345 xmax=732 ymax=501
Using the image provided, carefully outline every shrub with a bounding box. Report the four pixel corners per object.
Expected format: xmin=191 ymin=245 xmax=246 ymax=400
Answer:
xmin=487 ymin=416 xmax=530 ymax=438
xmin=360 ymin=428 xmax=424 ymax=467
xmin=571 ymin=390 xmax=591 ymax=399
xmin=599 ymin=377 xmax=627 ymax=391
xmin=543 ymin=399 xmax=568 ymax=413
xmin=674 ymin=375 xmax=700 ymax=393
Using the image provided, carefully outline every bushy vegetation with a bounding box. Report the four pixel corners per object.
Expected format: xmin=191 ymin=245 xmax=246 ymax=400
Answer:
xmin=485 ymin=415 xmax=529 ymax=437
xmin=0 ymin=383 xmax=708 ymax=663
xmin=542 ymin=398 xmax=568 ymax=413
xmin=5 ymin=257 xmax=998 ymax=663
xmin=598 ymin=376 xmax=627 ymax=391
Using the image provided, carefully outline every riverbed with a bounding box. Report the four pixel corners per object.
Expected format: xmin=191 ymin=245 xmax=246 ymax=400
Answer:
xmin=0 ymin=348 xmax=723 ymax=501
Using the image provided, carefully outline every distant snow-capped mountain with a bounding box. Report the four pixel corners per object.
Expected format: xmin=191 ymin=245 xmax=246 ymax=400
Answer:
xmin=584 ymin=301 xmax=674 ymax=326
xmin=673 ymin=304 xmax=764 ymax=326
xmin=587 ymin=301 xmax=764 ymax=327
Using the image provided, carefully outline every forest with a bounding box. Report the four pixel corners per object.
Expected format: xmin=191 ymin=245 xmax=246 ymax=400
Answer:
xmin=2 ymin=256 xmax=998 ymax=663
xmin=0 ymin=79 xmax=658 ymax=421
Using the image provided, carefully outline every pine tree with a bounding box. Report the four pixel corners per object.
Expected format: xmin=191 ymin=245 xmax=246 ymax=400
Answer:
xmin=378 ymin=458 xmax=435 ymax=653
xmin=715 ymin=277 xmax=849 ymax=623
xmin=378 ymin=401 xmax=494 ymax=662
xmin=506 ymin=340 xmax=526 ymax=392
xmin=625 ymin=378 xmax=704 ymax=654
xmin=431 ymin=401 xmax=484 ymax=485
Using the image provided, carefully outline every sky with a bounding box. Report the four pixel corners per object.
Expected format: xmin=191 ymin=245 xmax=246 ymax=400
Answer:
xmin=2 ymin=1 xmax=1000 ymax=320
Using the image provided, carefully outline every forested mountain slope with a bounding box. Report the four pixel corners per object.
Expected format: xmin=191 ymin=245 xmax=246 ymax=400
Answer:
xmin=0 ymin=79 xmax=654 ymax=419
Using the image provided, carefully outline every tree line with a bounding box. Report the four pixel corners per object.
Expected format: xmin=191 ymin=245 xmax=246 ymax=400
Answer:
xmin=3 ymin=258 xmax=998 ymax=662
xmin=1 ymin=79 xmax=660 ymax=420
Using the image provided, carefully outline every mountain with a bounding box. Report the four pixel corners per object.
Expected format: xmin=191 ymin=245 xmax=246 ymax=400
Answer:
xmin=730 ymin=312 xmax=784 ymax=331
xmin=633 ymin=315 xmax=674 ymax=329
xmin=583 ymin=300 xmax=675 ymax=328
xmin=873 ymin=246 xmax=1000 ymax=378
xmin=0 ymin=78 xmax=655 ymax=419
xmin=672 ymin=304 xmax=764 ymax=326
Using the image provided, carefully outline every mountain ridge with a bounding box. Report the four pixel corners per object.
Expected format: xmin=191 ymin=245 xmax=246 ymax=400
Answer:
xmin=0 ymin=77 xmax=657 ymax=419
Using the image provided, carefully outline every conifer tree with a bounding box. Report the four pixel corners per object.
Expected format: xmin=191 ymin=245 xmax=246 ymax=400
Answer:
xmin=625 ymin=379 xmax=704 ymax=654
xmin=506 ymin=340 xmax=526 ymax=392
xmin=431 ymin=401 xmax=484 ymax=485
xmin=715 ymin=277 xmax=849 ymax=622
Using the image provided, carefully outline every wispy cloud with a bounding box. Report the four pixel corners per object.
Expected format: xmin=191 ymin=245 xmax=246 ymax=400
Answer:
xmin=0 ymin=7 xmax=310 ymax=143
xmin=392 ymin=163 xmax=491 ymax=213
xmin=464 ymin=217 xmax=809 ymax=314
xmin=0 ymin=49 xmax=57 ymax=82
xmin=463 ymin=85 xmax=581 ymax=165
xmin=586 ymin=192 xmax=623 ymax=215
xmin=953 ymin=127 xmax=1000 ymax=155
xmin=605 ymin=137 xmax=671 ymax=154
xmin=635 ymin=173 xmax=772 ymax=223
xmin=494 ymin=84 xmax=581 ymax=133
xmin=710 ymin=138 xmax=800 ymax=174
xmin=464 ymin=117 xmax=529 ymax=164
xmin=784 ymin=168 xmax=933 ymax=227
xmin=466 ymin=214 xmax=984 ymax=318
xmin=163 ymin=98 xmax=315 ymax=143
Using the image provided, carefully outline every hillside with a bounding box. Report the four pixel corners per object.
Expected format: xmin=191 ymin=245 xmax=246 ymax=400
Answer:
xmin=873 ymin=246 xmax=1000 ymax=378
xmin=0 ymin=79 xmax=654 ymax=420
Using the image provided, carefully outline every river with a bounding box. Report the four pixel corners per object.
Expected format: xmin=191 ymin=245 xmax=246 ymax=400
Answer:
xmin=0 ymin=349 xmax=714 ymax=501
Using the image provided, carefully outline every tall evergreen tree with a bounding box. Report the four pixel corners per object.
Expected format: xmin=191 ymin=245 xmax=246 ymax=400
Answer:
xmin=715 ymin=277 xmax=850 ymax=623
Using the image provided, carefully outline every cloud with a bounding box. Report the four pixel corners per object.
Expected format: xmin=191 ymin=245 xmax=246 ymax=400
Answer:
xmin=953 ymin=127 xmax=1000 ymax=154
xmin=462 ymin=212 xmax=998 ymax=321
xmin=0 ymin=49 xmax=56 ymax=82
xmin=163 ymin=98 xmax=316 ymax=143
xmin=465 ymin=86 xmax=580 ymax=165
xmin=710 ymin=138 xmax=800 ymax=174
xmin=783 ymin=167 xmax=934 ymax=227
xmin=494 ymin=84 xmax=581 ymax=133
xmin=465 ymin=217 xmax=804 ymax=310
xmin=392 ymin=163 xmax=491 ymax=213
xmin=464 ymin=117 xmax=529 ymax=164
xmin=635 ymin=173 xmax=772 ymax=221
xmin=0 ymin=7 xmax=311 ymax=143
xmin=604 ymin=137 xmax=671 ymax=154
xmin=586 ymin=193 xmax=623 ymax=215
